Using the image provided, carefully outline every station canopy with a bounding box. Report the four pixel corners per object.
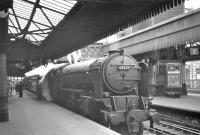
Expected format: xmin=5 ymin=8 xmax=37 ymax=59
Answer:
xmin=9 ymin=0 xmax=77 ymax=45
xmin=9 ymin=0 xmax=185 ymax=47
xmin=6 ymin=0 xmax=185 ymax=76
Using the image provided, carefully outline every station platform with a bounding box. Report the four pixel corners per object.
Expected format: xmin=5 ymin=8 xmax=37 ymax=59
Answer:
xmin=0 ymin=91 xmax=120 ymax=135
xmin=152 ymin=94 xmax=200 ymax=113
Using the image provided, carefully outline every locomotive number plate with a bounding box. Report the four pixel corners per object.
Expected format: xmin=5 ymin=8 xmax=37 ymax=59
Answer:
xmin=117 ymin=65 xmax=130 ymax=71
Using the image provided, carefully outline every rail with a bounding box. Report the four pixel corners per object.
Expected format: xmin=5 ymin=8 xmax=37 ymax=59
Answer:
xmin=144 ymin=119 xmax=200 ymax=135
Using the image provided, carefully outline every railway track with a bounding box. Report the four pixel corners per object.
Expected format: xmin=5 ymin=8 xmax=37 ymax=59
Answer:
xmin=143 ymin=120 xmax=200 ymax=135
xmin=161 ymin=114 xmax=200 ymax=131
xmin=151 ymin=105 xmax=200 ymax=126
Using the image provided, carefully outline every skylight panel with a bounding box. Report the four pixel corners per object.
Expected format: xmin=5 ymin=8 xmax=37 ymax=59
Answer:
xmin=25 ymin=34 xmax=37 ymax=42
xmin=27 ymin=0 xmax=36 ymax=2
xmin=28 ymin=23 xmax=39 ymax=32
xmin=9 ymin=0 xmax=77 ymax=45
xmin=63 ymin=0 xmax=77 ymax=5
xmin=9 ymin=27 xmax=18 ymax=34
xmin=34 ymin=34 xmax=45 ymax=40
xmin=43 ymin=29 xmax=52 ymax=33
xmin=32 ymin=23 xmax=50 ymax=30
xmin=39 ymin=0 xmax=75 ymax=14
xmin=42 ymin=8 xmax=64 ymax=20
xmin=41 ymin=8 xmax=65 ymax=26
xmin=9 ymin=16 xmax=18 ymax=28
xmin=52 ymin=0 xmax=72 ymax=10
xmin=13 ymin=0 xmax=33 ymax=19
xmin=32 ymin=8 xmax=51 ymax=27
xmin=34 ymin=34 xmax=48 ymax=39
xmin=14 ymin=9 xmax=31 ymax=19
xmin=15 ymin=0 xmax=33 ymax=8
xmin=17 ymin=17 xmax=28 ymax=29
xmin=38 ymin=33 xmax=48 ymax=37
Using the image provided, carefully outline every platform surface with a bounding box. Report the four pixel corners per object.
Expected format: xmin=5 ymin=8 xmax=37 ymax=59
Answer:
xmin=152 ymin=94 xmax=200 ymax=113
xmin=0 ymin=91 xmax=121 ymax=135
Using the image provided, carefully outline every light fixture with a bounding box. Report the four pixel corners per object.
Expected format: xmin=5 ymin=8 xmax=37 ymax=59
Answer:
xmin=0 ymin=10 xmax=9 ymax=18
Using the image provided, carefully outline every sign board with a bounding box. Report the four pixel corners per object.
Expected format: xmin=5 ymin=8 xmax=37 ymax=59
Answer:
xmin=167 ymin=63 xmax=180 ymax=74
xmin=190 ymin=48 xmax=199 ymax=55
xmin=167 ymin=74 xmax=181 ymax=87
xmin=167 ymin=63 xmax=181 ymax=87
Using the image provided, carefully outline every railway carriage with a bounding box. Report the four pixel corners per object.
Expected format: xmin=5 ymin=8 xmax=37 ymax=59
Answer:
xmin=23 ymin=75 xmax=40 ymax=94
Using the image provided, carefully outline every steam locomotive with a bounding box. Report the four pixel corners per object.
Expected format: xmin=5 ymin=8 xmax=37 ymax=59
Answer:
xmin=24 ymin=50 xmax=160 ymax=135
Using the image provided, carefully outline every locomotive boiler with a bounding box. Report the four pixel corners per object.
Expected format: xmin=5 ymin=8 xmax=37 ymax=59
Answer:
xmin=45 ymin=50 xmax=160 ymax=134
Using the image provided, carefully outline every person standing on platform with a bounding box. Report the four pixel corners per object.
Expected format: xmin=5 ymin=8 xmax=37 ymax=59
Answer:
xmin=15 ymin=82 xmax=19 ymax=95
xmin=18 ymin=81 xmax=23 ymax=98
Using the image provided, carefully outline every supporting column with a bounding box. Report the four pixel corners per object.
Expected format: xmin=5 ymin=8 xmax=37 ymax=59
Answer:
xmin=0 ymin=4 xmax=11 ymax=121
xmin=0 ymin=53 xmax=8 ymax=122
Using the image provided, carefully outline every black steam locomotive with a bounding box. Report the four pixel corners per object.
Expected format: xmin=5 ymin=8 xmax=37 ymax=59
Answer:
xmin=24 ymin=50 xmax=160 ymax=135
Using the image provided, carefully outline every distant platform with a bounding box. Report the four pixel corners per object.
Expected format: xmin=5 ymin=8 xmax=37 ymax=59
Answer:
xmin=0 ymin=91 xmax=120 ymax=135
xmin=152 ymin=94 xmax=200 ymax=113
xmin=187 ymin=88 xmax=200 ymax=94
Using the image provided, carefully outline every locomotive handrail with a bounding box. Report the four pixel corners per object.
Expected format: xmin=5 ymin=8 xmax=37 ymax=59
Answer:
xmin=81 ymin=96 xmax=99 ymax=100
xmin=81 ymin=96 xmax=103 ymax=102
xmin=81 ymin=96 xmax=93 ymax=99
xmin=63 ymin=67 xmax=101 ymax=73
xmin=115 ymin=77 xmax=140 ymax=81
xmin=101 ymin=110 xmax=127 ymax=113
xmin=88 ymin=67 xmax=101 ymax=71
xmin=111 ymin=95 xmax=139 ymax=98
xmin=110 ymin=64 xmax=139 ymax=68
xmin=61 ymin=88 xmax=83 ymax=93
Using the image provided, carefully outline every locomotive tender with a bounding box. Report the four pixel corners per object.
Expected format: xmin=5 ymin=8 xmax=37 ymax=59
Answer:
xmin=24 ymin=50 xmax=160 ymax=134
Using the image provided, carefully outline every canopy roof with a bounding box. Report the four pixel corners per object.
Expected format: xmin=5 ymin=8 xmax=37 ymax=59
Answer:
xmin=4 ymin=0 xmax=185 ymax=76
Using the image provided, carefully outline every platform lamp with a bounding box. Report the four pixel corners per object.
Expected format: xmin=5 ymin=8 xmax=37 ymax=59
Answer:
xmin=0 ymin=0 xmax=13 ymax=122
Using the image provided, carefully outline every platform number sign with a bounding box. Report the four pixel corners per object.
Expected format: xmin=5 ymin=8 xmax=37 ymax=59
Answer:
xmin=190 ymin=48 xmax=199 ymax=56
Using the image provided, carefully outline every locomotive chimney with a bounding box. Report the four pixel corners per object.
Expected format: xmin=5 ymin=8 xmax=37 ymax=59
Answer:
xmin=108 ymin=49 xmax=124 ymax=55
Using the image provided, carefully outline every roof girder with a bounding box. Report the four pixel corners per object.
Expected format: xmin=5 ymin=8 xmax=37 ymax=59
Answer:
xmin=21 ymin=0 xmax=40 ymax=39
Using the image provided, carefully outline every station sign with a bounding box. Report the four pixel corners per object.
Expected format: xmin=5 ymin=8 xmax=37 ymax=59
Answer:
xmin=167 ymin=63 xmax=180 ymax=74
